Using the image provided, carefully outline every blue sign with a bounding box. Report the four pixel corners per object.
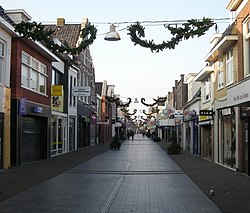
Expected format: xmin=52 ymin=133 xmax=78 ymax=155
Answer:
xmin=19 ymin=98 xmax=27 ymax=115
xmin=33 ymin=106 xmax=43 ymax=113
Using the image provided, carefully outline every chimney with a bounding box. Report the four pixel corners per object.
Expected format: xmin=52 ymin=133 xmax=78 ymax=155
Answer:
xmin=81 ymin=17 xmax=89 ymax=29
xmin=57 ymin=18 xmax=65 ymax=27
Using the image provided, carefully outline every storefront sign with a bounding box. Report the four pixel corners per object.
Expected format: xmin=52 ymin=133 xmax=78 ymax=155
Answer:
xmin=33 ymin=106 xmax=43 ymax=113
xmin=227 ymin=78 xmax=250 ymax=106
xmin=51 ymin=85 xmax=63 ymax=96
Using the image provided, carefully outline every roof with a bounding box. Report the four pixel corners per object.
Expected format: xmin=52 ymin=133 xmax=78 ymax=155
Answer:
xmin=44 ymin=24 xmax=81 ymax=48
xmin=0 ymin=6 xmax=15 ymax=26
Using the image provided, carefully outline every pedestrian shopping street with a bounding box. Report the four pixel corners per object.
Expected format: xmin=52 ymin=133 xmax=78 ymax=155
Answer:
xmin=0 ymin=134 xmax=220 ymax=213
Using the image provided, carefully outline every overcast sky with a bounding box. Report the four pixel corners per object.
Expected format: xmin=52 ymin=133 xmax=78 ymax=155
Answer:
xmin=1 ymin=0 xmax=230 ymax=110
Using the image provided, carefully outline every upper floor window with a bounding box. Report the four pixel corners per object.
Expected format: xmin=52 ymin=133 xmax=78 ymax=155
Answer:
xmin=226 ymin=49 xmax=233 ymax=85
xmin=204 ymin=79 xmax=211 ymax=102
xmin=0 ymin=41 xmax=6 ymax=84
xmin=51 ymin=69 xmax=60 ymax=85
xmin=243 ymin=17 xmax=250 ymax=77
xmin=217 ymin=60 xmax=224 ymax=90
xmin=21 ymin=51 xmax=48 ymax=95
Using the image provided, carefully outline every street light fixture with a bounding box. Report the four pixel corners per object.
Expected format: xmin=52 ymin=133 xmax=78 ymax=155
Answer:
xmin=104 ymin=24 xmax=121 ymax=41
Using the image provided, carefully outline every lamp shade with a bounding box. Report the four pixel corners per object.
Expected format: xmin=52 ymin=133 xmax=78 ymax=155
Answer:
xmin=134 ymin=98 xmax=139 ymax=103
xmin=104 ymin=24 xmax=121 ymax=41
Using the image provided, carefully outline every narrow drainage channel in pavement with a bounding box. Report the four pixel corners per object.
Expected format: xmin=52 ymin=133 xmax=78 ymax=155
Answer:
xmin=65 ymin=170 xmax=184 ymax=175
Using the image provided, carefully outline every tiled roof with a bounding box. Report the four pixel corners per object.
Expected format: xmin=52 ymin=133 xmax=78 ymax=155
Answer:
xmin=0 ymin=6 xmax=15 ymax=26
xmin=44 ymin=24 xmax=81 ymax=48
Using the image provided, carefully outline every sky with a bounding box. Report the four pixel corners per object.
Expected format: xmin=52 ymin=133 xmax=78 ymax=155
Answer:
xmin=1 ymin=0 xmax=230 ymax=111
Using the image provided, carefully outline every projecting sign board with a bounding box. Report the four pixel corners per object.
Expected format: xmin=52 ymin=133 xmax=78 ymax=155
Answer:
xmin=73 ymin=87 xmax=90 ymax=96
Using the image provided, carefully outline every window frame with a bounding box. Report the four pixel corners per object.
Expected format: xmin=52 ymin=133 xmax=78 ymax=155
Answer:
xmin=21 ymin=51 xmax=48 ymax=95
xmin=243 ymin=17 xmax=250 ymax=77
xmin=0 ymin=40 xmax=6 ymax=84
xmin=226 ymin=49 xmax=234 ymax=85
xmin=217 ymin=59 xmax=224 ymax=90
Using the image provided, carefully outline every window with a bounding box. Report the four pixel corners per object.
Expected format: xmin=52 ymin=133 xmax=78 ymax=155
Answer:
xmin=204 ymin=80 xmax=211 ymax=101
xmin=21 ymin=51 xmax=48 ymax=95
xmin=218 ymin=60 xmax=224 ymax=89
xmin=69 ymin=76 xmax=73 ymax=106
xmin=0 ymin=41 xmax=6 ymax=83
xmin=73 ymin=77 xmax=76 ymax=106
xmin=51 ymin=69 xmax=60 ymax=85
xmin=243 ymin=17 xmax=250 ymax=76
xmin=226 ymin=49 xmax=233 ymax=85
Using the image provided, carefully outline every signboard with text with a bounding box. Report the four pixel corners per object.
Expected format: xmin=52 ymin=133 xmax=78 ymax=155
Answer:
xmin=73 ymin=87 xmax=91 ymax=97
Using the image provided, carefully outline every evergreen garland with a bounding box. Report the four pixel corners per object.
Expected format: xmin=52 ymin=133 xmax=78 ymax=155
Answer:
xmin=14 ymin=21 xmax=97 ymax=54
xmin=14 ymin=17 xmax=214 ymax=54
xmin=127 ymin=17 xmax=214 ymax=53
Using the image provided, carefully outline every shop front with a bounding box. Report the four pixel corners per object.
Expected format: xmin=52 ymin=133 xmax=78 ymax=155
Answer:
xmin=11 ymin=98 xmax=50 ymax=166
xmin=77 ymin=101 xmax=91 ymax=148
xmin=183 ymin=109 xmax=199 ymax=154
xmin=199 ymin=110 xmax=214 ymax=161
xmin=218 ymin=108 xmax=236 ymax=168
xmin=240 ymin=107 xmax=249 ymax=174
xmin=51 ymin=113 xmax=67 ymax=157
xmin=51 ymin=85 xmax=67 ymax=157
xmin=227 ymin=79 xmax=250 ymax=175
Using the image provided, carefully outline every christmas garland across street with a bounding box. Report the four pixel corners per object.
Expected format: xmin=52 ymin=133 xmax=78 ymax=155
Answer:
xmin=127 ymin=17 xmax=215 ymax=53
xmin=14 ymin=21 xmax=97 ymax=54
xmin=14 ymin=17 xmax=214 ymax=54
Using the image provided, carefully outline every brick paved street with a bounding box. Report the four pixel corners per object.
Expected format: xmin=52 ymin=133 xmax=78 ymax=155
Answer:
xmin=0 ymin=134 xmax=220 ymax=213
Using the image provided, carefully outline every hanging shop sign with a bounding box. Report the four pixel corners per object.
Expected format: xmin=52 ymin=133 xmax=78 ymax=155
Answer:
xmin=73 ymin=87 xmax=90 ymax=97
xmin=51 ymin=85 xmax=64 ymax=112
xmin=199 ymin=110 xmax=214 ymax=116
xmin=199 ymin=110 xmax=214 ymax=122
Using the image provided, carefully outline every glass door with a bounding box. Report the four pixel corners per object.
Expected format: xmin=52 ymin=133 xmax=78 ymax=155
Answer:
xmin=51 ymin=115 xmax=66 ymax=156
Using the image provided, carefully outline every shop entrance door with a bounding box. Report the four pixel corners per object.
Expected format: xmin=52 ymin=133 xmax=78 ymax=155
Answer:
xmin=51 ymin=116 xmax=66 ymax=156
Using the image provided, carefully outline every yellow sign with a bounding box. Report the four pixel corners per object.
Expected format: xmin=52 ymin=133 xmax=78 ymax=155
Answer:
xmin=51 ymin=85 xmax=63 ymax=96
xmin=52 ymin=96 xmax=64 ymax=112
xmin=199 ymin=115 xmax=209 ymax=121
